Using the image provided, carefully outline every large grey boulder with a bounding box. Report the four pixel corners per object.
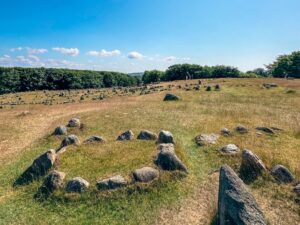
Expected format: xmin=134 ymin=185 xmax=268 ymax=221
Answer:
xmin=163 ymin=93 xmax=180 ymax=101
xmin=96 ymin=175 xmax=127 ymax=191
xmin=34 ymin=170 xmax=66 ymax=199
xmin=158 ymin=130 xmax=175 ymax=144
xmin=271 ymin=165 xmax=295 ymax=183
xmin=240 ymin=150 xmax=266 ymax=182
xmin=137 ymin=130 xmax=158 ymax=140
xmin=84 ymin=135 xmax=105 ymax=144
xmin=133 ymin=167 xmax=159 ymax=183
xmin=67 ymin=118 xmax=81 ymax=127
xmin=195 ymin=134 xmax=219 ymax=146
xmin=60 ymin=135 xmax=80 ymax=148
xmin=66 ymin=177 xmax=90 ymax=193
xmin=53 ymin=125 xmax=68 ymax=135
xmin=14 ymin=149 xmax=56 ymax=186
xmin=219 ymin=144 xmax=240 ymax=155
xmin=235 ymin=125 xmax=249 ymax=134
xmin=117 ymin=130 xmax=134 ymax=141
xmin=218 ymin=165 xmax=267 ymax=225
xmin=155 ymin=147 xmax=188 ymax=173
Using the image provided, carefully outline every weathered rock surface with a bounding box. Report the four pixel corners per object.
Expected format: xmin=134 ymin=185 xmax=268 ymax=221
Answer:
xmin=219 ymin=144 xmax=240 ymax=155
xmin=240 ymin=150 xmax=266 ymax=182
xmin=66 ymin=177 xmax=90 ymax=193
xmin=34 ymin=170 xmax=65 ymax=199
xmin=53 ymin=125 xmax=68 ymax=135
xmin=158 ymin=130 xmax=175 ymax=144
xmin=195 ymin=134 xmax=219 ymax=146
xmin=221 ymin=128 xmax=231 ymax=136
xmin=96 ymin=175 xmax=127 ymax=191
xmin=68 ymin=118 xmax=81 ymax=127
xmin=60 ymin=135 xmax=80 ymax=149
xmin=133 ymin=167 xmax=159 ymax=183
xmin=84 ymin=135 xmax=105 ymax=144
xmin=235 ymin=125 xmax=249 ymax=134
xmin=256 ymin=127 xmax=275 ymax=134
xmin=163 ymin=93 xmax=180 ymax=101
xmin=271 ymin=165 xmax=295 ymax=183
xmin=137 ymin=130 xmax=158 ymax=140
xmin=157 ymin=143 xmax=175 ymax=153
xmin=218 ymin=165 xmax=267 ymax=225
xmin=117 ymin=130 xmax=134 ymax=141
xmin=14 ymin=149 xmax=56 ymax=186
xmin=294 ymin=184 xmax=300 ymax=195
xmin=155 ymin=147 xmax=188 ymax=173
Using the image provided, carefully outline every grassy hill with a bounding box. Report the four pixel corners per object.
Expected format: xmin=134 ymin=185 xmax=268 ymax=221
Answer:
xmin=0 ymin=78 xmax=299 ymax=224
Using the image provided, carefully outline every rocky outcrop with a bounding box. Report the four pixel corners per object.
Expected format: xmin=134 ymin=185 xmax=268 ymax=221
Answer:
xmin=53 ymin=125 xmax=67 ymax=135
xmin=67 ymin=118 xmax=81 ymax=127
xmin=219 ymin=144 xmax=240 ymax=155
xmin=218 ymin=165 xmax=267 ymax=225
xmin=256 ymin=127 xmax=275 ymax=134
xmin=14 ymin=149 xmax=56 ymax=186
xmin=221 ymin=128 xmax=231 ymax=136
xmin=60 ymin=135 xmax=80 ymax=148
xmin=235 ymin=125 xmax=249 ymax=134
xmin=84 ymin=135 xmax=105 ymax=144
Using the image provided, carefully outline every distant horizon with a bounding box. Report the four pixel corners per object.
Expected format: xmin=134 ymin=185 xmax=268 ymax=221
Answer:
xmin=1 ymin=0 xmax=299 ymax=73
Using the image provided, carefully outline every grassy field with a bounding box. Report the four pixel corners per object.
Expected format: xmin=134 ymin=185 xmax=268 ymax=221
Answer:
xmin=0 ymin=78 xmax=299 ymax=224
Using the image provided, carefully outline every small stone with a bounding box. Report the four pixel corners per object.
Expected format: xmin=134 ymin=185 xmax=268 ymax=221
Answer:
xmin=215 ymin=84 xmax=221 ymax=90
xmin=66 ymin=177 xmax=90 ymax=193
xmin=271 ymin=165 xmax=295 ymax=183
xmin=137 ymin=130 xmax=158 ymax=140
xmin=240 ymin=150 xmax=266 ymax=182
xmin=68 ymin=118 xmax=81 ymax=127
xmin=53 ymin=125 xmax=68 ymax=135
xmin=163 ymin=93 xmax=180 ymax=101
xmin=221 ymin=128 xmax=231 ymax=136
xmin=60 ymin=135 xmax=80 ymax=148
xmin=206 ymin=86 xmax=212 ymax=91
xmin=155 ymin=147 xmax=188 ymax=173
xmin=219 ymin=144 xmax=240 ymax=154
xmin=35 ymin=170 xmax=66 ymax=199
xmin=84 ymin=135 xmax=105 ymax=144
xmin=133 ymin=167 xmax=159 ymax=183
xmin=256 ymin=127 xmax=275 ymax=134
xmin=158 ymin=130 xmax=175 ymax=144
xmin=235 ymin=125 xmax=249 ymax=134
xmin=195 ymin=134 xmax=219 ymax=146
xmin=117 ymin=130 xmax=134 ymax=141
xmin=96 ymin=175 xmax=127 ymax=191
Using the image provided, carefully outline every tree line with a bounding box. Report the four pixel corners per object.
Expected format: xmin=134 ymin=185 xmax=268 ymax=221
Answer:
xmin=0 ymin=67 xmax=141 ymax=94
xmin=142 ymin=51 xmax=300 ymax=84
xmin=0 ymin=51 xmax=299 ymax=94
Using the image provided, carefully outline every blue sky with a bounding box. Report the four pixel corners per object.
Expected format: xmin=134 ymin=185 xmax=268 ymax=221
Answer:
xmin=0 ymin=0 xmax=299 ymax=72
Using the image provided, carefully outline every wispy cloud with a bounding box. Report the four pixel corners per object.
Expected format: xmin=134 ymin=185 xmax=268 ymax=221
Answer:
xmin=27 ymin=48 xmax=48 ymax=54
xmin=87 ymin=49 xmax=121 ymax=57
xmin=164 ymin=56 xmax=177 ymax=62
xmin=52 ymin=47 xmax=80 ymax=56
xmin=10 ymin=47 xmax=23 ymax=52
xmin=128 ymin=51 xmax=143 ymax=59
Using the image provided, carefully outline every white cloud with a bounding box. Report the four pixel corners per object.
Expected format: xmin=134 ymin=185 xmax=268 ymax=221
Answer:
xmin=28 ymin=55 xmax=40 ymax=62
xmin=87 ymin=49 xmax=121 ymax=57
xmin=52 ymin=47 xmax=80 ymax=56
xmin=27 ymin=48 xmax=48 ymax=54
xmin=164 ymin=56 xmax=177 ymax=62
xmin=10 ymin=47 xmax=23 ymax=52
xmin=128 ymin=51 xmax=143 ymax=59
